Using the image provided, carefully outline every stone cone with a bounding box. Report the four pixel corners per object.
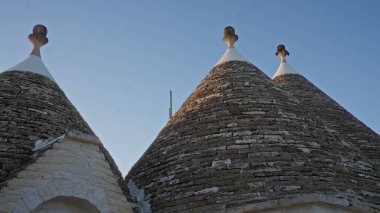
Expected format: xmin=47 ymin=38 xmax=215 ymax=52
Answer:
xmin=127 ymin=61 xmax=379 ymax=212
xmin=273 ymin=74 xmax=380 ymax=164
xmin=0 ymin=71 xmax=94 ymax=183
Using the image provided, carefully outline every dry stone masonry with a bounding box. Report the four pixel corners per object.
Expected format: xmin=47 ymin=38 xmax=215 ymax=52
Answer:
xmin=126 ymin=61 xmax=380 ymax=212
xmin=274 ymin=74 xmax=380 ymax=165
xmin=0 ymin=24 xmax=136 ymax=213
xmin=0 ymin=71 xmax=93 ymax=185
xmin=0 ymin=70 xmax=136 ymax=212
xmin=1 ymin=25 xmax=379 ymax=213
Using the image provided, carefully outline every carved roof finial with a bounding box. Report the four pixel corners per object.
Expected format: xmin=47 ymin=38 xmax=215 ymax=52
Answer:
xmin=223 ymin=26 xmax=238 ymax=48
xmin=275 ymin=44 xmax=289 ymax=62
xmin=4 ymin=24 xmax=54 ymax=81
xmin=273 ymin=44 xmax=298 ymax=78
xmin=28 ymin=24 xmax=48 ymax=57
xmin=216 ymin=26 xmax=248 ymax=65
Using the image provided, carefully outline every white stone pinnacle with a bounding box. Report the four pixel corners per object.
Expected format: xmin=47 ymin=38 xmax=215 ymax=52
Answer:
xmin=272 ymin=58 xmax=299 ymax=79
xmin=215 ymin=26 xmax=250 ymax=66
xmin=5 ymin=55 xmax=55 ymax=81
xmin=216 ymin=47 xmax=249 ymax=66
xmin=272 ymin=45 xmax=299 ymax=78
xmin=2 ymin=25 xmax=56 ymax=82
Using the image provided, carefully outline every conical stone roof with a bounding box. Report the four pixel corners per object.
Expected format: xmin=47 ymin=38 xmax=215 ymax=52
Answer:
xmin=127 ymin=28 xmax=379 ymax=212
xmin=0 ymin=25 xmax=94 ymax=185
xmin=272 ymin=45 xmax=380 ymax=164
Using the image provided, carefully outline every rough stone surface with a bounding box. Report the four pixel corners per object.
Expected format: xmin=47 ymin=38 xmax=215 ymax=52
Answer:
xmin=273 ymin=74 xmax=380 ymax=164
xmin=0 ymin=71 xmax=136 ymax=211
xmin=0 ymin=71 xmax=93 ymax=185
xmin=126 ymin=61 xmax=379 ymax=212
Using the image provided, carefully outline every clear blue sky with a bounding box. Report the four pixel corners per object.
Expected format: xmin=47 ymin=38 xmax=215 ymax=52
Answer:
xmin=1 ymin=0 xmax=379 ymax=175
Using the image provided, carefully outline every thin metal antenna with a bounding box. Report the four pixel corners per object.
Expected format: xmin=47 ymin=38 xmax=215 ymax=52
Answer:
xmin=169 ymin=90 xmax=173 ymax=119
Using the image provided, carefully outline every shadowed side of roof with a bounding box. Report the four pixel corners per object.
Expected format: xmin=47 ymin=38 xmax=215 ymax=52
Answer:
xmin=274 ymin=74 xmax=380 ymax=162
xmin=271 ymin=45 xmax=380 ymax=164
xmin=0 ymin=71 xmax=94 ymax=186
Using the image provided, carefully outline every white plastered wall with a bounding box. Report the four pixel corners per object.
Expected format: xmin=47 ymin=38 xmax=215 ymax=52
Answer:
xmin=0 ymin=133 xmax=134 ymax=213
xmin=227 ymin=193 xmax=374 ymax=213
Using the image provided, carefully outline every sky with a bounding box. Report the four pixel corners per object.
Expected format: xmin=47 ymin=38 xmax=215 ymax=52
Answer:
xmin=0 ymin=0 xmax=379 ymax=175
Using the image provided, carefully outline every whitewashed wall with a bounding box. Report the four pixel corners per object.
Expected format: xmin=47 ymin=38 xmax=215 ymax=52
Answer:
xmin=0 ymin=133 xmax=134 ymax=213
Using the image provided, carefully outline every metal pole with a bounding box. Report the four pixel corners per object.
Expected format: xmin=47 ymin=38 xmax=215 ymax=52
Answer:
xmin=169 ymin=90 xmax=173 ymax=118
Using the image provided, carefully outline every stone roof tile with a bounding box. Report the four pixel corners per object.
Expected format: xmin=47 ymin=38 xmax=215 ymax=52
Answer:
xmin=127 ymin=60 xmax=380 ymax=212
xmin=0 ymin=25 xmax=136 ymax=207
xmin=272 ymin=45 xmax=380 ymax=165
xmin=274 ymin=74 xmax=380 ymax=160
xmin=0 ymin=71 xmax=93 ymax=185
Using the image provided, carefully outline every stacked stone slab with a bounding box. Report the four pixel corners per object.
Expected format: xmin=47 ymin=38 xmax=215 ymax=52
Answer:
xmin=0 ymin=70 xmax=135 ymax=213
xmin=273 ymin=73 xmax=380 ymax=164
xmin=0 ymin=71 xmax=93 ymax=184
xmin=0 ymin=25 xmax=136 ymax=212
xmin=127 ymin=60 xmax=379 ymax=212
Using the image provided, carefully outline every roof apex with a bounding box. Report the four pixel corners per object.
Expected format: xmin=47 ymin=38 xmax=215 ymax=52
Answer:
xmin=2 ymin=24 xmax=55 ymax=82
xmin=273 ymin=44 xmax=299 ymax=79
xmin=215 ymin=26 xmax=250 ymax=66
xmin=5 ymin=55 xmax=55 ymax=81
xmin=215 ymin=47 xmax=249 ymax=66
xmin=272 ymin=59 xmax=299 ymax=79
